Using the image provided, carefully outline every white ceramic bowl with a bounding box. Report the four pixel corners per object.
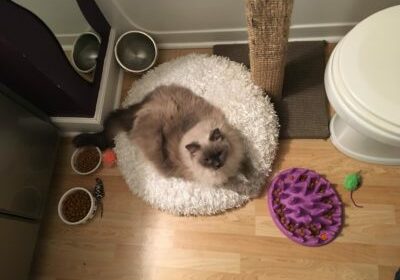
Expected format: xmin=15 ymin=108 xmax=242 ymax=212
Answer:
xmin=58 ymin=187 xmax=97 ymax=225
xmin=71 ymin=146 xmax=102 ymax=175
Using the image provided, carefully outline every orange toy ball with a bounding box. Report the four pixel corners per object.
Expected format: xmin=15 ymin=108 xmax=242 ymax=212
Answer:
xmin=102 ymin=149 xmax=117 ymax=167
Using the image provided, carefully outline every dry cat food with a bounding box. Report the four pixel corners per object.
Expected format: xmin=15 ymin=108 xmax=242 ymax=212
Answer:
xmin=62 ymin=190 xmax=91 ymax=222
xmin=75 ymin=147 xmax=100 ymax=173
xmin=268 ymin=168 xmax=343 ymax=246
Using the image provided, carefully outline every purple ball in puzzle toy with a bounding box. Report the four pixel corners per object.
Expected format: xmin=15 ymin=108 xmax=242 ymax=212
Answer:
xmin=268 ymin=168 xmax=343 ymax=246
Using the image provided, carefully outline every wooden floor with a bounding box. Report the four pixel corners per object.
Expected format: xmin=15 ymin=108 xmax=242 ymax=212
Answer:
xmin=31 ymin=47 xmax=400 ymax=280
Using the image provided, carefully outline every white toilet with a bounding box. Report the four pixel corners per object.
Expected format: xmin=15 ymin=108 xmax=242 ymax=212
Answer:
xmin=325 ymin=5 xmax=400 ymax=165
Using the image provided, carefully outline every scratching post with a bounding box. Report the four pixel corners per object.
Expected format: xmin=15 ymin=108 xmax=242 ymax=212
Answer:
xmin=246 ymin=0 xmax=293 ymax=102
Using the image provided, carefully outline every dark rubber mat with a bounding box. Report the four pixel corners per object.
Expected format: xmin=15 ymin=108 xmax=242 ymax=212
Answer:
xmin=213 ymin=41 xmax=330 ymax=139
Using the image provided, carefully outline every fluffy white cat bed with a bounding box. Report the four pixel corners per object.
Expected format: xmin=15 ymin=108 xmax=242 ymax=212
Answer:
xmin=114 ymin=54 xmax=279 ymax=216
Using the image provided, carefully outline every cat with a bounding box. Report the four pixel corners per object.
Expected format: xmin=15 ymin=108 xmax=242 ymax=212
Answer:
xmin=73 ymin=84 xmax=244 ymax=186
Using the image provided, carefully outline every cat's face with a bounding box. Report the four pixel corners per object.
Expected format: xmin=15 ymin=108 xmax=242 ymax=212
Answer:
xmin=185 ymin=128 xmax=230 ymax=170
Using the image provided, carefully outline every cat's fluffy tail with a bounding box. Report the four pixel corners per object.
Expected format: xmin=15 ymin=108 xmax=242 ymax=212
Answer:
xmin=73 ymin=104 xmax=140 ymax=151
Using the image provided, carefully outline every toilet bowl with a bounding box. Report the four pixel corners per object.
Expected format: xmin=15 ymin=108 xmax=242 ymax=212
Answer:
xmin=325 ymin=5 xmax=400 ymax=165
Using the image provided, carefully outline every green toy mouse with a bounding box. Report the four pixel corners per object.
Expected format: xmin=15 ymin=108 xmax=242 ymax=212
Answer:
xmin=344 ymin=171 xmax=363 ymax=208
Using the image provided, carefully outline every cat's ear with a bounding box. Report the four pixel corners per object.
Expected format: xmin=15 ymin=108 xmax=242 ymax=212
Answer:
xmin=185 ymin=142 xmax=201 ymax=154
xmin=209 ymin=128 xmax=223 ymax=141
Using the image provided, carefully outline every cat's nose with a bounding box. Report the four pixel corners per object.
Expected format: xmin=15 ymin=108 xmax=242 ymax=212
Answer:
xmin=213 ymin=161 xmax=222 ymax=169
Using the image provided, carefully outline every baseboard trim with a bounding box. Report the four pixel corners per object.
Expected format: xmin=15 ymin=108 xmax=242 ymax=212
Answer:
xmin=290 ymin=22 xmax=355 ymax=39
xmin=151 ymin=22 xmax=354 ymax=49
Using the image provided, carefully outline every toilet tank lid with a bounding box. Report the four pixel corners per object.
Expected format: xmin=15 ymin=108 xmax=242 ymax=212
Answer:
xmin=339 ymin=5 xmax=400 ymax=127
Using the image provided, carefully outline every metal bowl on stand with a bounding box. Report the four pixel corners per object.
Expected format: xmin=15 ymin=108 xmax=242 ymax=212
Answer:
xmin=71 ymin=32 xmax=101 ymax=73
xmin=114 ymin=31 xmax=158 ymax=73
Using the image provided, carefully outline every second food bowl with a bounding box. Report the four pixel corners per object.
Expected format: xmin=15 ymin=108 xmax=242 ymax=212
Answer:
xmin=58 ymin=187 xmax=97 ymax=225
xmin=71 ymin=146 xmax=102 ymax=175
xmin=114 ymin=31 xmax=158 ymax=73
xmin=72 ymin=32 xmax=101 ymax=73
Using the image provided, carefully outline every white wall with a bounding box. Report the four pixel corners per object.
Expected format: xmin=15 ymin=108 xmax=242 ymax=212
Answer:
xmin=13 ymin=0 xmax=90 ymax=48
xmin=96 ymin=0 xmax=400 ymax=47
xmin=292 ymin=0 xmax=400 ymax=24
xmin=13 ymin=0 xmax=400 ymax=48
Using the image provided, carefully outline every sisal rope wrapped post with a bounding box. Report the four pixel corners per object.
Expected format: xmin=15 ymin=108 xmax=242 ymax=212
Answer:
xmin=246 ymin=0 xmax=293 ymax=102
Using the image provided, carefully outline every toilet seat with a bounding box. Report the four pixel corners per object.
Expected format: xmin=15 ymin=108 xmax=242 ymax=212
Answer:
xmin=325 ymin=5 xmax=400 ymax=164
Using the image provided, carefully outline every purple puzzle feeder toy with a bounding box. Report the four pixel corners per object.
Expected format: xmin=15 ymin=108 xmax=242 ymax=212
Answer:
xmin=268 ymin=168 xmax=343 ymax=246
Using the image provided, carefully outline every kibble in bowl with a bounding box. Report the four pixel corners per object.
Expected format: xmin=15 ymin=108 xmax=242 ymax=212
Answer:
xmin=58 ymin=187 xmax=97 ymax=225
xmin=71 ymin=146 xmax=102 ymax=175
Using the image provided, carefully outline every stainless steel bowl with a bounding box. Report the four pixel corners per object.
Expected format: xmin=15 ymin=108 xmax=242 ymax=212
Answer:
xmin=72 ymin=32 xmax=101 ymax=73
xmin=114 ymin=31 xmax=158 ymax=73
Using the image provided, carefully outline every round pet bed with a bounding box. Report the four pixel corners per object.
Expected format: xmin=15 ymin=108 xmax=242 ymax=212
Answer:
xmin=114 ymin=54 xmax=279 ymax=216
